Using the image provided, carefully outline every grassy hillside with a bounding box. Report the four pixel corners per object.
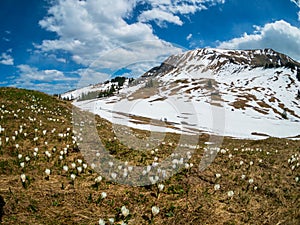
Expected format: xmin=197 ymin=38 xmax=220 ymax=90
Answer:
xmin=0 ymin=87 xmax=299 ymax=224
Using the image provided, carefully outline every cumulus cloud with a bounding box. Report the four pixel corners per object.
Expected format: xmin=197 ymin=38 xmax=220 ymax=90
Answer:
xmin=32 ymin=0 xmax=225 ymax=93
xmin=37 ymin=0 xmax=174 ymax=69
xmin=37 ymin=0 xmax=225 ymax=73
xmin=218 ymin=20 xmax=300 ymax=61
xmin=16 ymin=64 xmax=75 ymax=82
xmin=0 ymin=52 xmax=14 ymax=65
xmin=76 ymin=68 xmax=110 ymax=88
xmin=11 ymin=64 xmax=79 ymax=94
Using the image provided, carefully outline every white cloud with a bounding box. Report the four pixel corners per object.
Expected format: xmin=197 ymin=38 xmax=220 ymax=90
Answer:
xmin=2 ymin=37 xmax=10 ymax=42
xmin=186 ymin=33 xmax=193 ymax=40
xmin=11 ymin=64 xmax=79 ymax=94
xmin=290 ymin=0 xmax=300 ymax=20
xmin=0 ymin=52 xmax=14 ymax=65
xmin=10 ymin=81 xmax=75 ymax=95
xmin=138 ymin=8 xmax=183 ymax=27
xmin=291 ymin=0 xmax=300 ymax=7
xmin=145 ymin=0 xmax=225 ymax=15
xmin=45 ymin=54 xmax=67 ymax=63
xmin=138 ymin=0 xmax=226 ymax=26
xmin=16 ymin=64 xmax=77 ymax=82
xmin=37 ymin=0 xmax=168 ymax=69
xmin=37 ymin=0 xmax=225 ymax=73
xmin=76 ymin=68 xmax=110 ymax=88
xmin=218 ymin=20 xmax=300 ymax=61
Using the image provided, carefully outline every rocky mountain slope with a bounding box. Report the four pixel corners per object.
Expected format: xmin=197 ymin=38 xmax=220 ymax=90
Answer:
xmin=73 ymin=48 xmax=300 ymax=139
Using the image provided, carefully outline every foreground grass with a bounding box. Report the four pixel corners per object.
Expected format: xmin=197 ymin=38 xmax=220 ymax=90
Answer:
xmin=0 ymin=87 xmax=299 ymax=224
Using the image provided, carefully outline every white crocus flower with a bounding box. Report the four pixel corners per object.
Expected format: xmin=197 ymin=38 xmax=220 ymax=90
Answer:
xmin=227 ymin=190 xmax=234 ymax=197
xmin=151 ymin=206 xmax=160 ymax=216
xmin=101 ymin=192 xmax=107 ymax=199
xmin=45 ymin=169 xmax=51 ymax=176
xmin=108 ymin=218 xmax=115 ymax=224
xmin=158 ymin=184 xmax=164 ymax=192
xmin=77 ymin=166 xmax=82 ymax=173
xmin=121 ymin=205 xmax=129 ymax=217
xmin=20 ymin=174 xmax=26 ymax=183
xmin=111 ymin=173 xmax=117 ymax=179
xmin=215 ymin=173 xmax=221 ymax=179
xmin=95 ymin=176 xmax=102 ymax=183
xmin=70 ymin=174 xmax=76 ymax=180
xmin=98 ymin=218 xmax=105 ymax=225
xmin=214 ymin=184 xmax=220 ymax=191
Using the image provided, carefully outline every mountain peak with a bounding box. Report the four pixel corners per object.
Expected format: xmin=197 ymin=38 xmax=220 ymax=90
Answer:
xmin=143 ymin=48 xmax=300 ymax=78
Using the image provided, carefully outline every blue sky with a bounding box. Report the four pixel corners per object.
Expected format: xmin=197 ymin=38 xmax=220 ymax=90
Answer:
xmin=1 ymin=0 xmax=300 ymax=94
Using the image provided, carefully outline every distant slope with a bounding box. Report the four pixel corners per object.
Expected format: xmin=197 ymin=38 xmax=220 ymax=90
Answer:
xmin=61 ymin=77 xmax=133 ymax=100
xmin=74 ymin=48 xmax=300 ymax=139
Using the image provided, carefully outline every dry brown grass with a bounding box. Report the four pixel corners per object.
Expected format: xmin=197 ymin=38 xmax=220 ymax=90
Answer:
xmin=0 ymin=87 xmax=299 ymax=225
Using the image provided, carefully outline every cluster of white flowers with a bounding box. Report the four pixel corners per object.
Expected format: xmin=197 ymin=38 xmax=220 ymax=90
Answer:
xmin=288 ymin=154 xmax=299 ymax=171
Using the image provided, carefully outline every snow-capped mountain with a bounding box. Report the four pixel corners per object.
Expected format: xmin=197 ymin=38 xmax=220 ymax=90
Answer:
xmin=73 ymin=48 xmax=300 ymax=139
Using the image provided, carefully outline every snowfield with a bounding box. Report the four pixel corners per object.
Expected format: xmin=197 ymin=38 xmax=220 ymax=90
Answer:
xmin=72 ymin=48 xmax=300 ymax=139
